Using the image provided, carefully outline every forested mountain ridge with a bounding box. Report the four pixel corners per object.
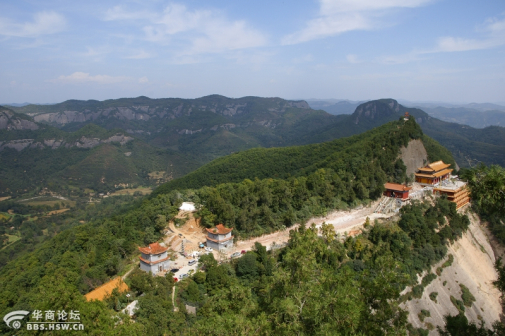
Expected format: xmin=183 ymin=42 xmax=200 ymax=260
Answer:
xmin=4 ymin=96 xmax=505 ymax=196
xmin=1 ymin=106 xmax=133 ymax=148
xmin=0 ymin=106 xmax=198 ymax=195
xmin=152 ymin=117 xmax=453 ymax=196
xmin=421 ymin=106 xmax=505 ymax=128
xmin=8 ymin=95 xmax=345 ymax=166
xmin=304 ymin=98 xmax=505 ymax=168
xmin=9 ymin=96 xmax=505 ymax=170
xmin=0 ymin=106 xmax=39 ymax=131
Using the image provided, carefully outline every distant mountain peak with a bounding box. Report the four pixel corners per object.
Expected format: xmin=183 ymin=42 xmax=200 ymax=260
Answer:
xmin=352 ymin=99 xmax=401 ymax=124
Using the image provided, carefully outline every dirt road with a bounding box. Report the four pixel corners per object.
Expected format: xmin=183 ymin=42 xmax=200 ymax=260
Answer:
xmin=232 ymin=199 xmax=395 ymax=254
xmin=163 ymin=199 xmax=396 ymax=258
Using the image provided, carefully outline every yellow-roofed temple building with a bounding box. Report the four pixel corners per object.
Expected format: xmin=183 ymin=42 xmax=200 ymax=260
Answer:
xmin=415 ymin=161 xmax=453 ymax=185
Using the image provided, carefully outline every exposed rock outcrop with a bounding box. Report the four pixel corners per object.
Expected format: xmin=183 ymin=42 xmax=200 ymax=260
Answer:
xmin=0 ymin=109 xmax=39 ymax=130
xmin=353 ymin=99 xmax=400 ymax=124
xmin=15 ymin=97 xmax=312 ymax=128
xmin=399 ymin=139 xmax=429 ymax=176
xmin=0 ymin=134 xmax=133 ymax=151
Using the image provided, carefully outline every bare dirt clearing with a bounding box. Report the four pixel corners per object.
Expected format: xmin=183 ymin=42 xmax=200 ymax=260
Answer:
xmin=164 ymin=211 xmax=207 ymax=254
xmin=46 ymin=208 xmax=70 ymax=216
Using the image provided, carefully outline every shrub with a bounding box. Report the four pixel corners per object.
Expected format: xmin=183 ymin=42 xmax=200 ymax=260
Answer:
xmin=429 ymin=292 xmax=438 ymax=303
xmin=421 ymin=273 xmax=437 ymax=287
xmin=460 ymin=284 xmax=476 ymax=307
xmin=412 ymin=285 xmax=424 ymax=299
xmin=450 ymin=295 xmax=465 ymax=313
xmin=418 ymin=309 xmax=431 ymax=322
xmin=442 ymin=254 xmax=454 ymax=268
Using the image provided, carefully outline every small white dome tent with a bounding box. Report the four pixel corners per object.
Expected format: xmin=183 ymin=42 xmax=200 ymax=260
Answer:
xmin=179 ymin=202 xmax=196 ymax=212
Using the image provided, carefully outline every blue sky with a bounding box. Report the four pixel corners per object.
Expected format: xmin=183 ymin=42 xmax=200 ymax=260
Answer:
xmin=1 ymin=0 xmax=504 ymax=104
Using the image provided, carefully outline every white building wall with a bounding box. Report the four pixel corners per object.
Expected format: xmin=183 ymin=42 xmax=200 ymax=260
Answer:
xmin=140 ymin=255 xmax=170 ymax=275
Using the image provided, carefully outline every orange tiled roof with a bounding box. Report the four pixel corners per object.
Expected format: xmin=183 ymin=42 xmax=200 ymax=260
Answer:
xmin=84 ymin=277 xmax=129 ymax=301
xmin=205 ymin=224 xmax=233 ymax=235
xmin=139 ymin=242 xmax=168 ymax=255
xmin=384 ymin=182 xmax=412 ymax=192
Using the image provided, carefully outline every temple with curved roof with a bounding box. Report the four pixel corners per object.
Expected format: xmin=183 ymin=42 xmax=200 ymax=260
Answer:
xmin=415 ymin=160 xmax=453 ymax=185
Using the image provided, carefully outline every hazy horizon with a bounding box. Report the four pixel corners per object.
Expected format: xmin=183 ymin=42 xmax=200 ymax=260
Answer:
xmin=3 ymin=96 xmax=505 ymax=108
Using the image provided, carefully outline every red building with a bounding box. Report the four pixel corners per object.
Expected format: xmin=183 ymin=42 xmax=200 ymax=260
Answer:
xmin=384 ymin=182 xmax=412 ymax=200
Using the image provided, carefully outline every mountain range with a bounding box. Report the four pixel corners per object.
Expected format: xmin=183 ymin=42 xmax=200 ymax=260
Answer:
xmin=415 ymin=106 xmax=505 ymax=128
xmin=2 ymin=95 xmax=505 ymax=196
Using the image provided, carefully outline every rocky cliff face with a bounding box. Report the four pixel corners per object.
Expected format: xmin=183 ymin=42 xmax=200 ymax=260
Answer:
xmin=0 ymin=108 xmax=39 ymax=130
xmin=353 ymin=99 xmax=401 ymax=125
xmin=399 ymin=139 xmax=429 ymax=176
xmin=402 ymin=212 xmax=502 ymax=331
xmin=19 ymin=96 xmax=312 ymax=127
xmin=351 ymin=99 xmax=432 ymax=126
xmin=0 ymin=134 xmax=133 ymax=151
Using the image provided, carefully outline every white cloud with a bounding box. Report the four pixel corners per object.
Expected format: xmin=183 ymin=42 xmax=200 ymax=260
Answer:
xmin=319 ymin=0 xmax=432 ymax=14
xmin=50 ymin=72 xmax=130 ymax=84
xmin=380 ymin=15 xmax=505 ymax=63
xmin=126 ymin=50 xmax=153 ymax=59
xmin=0 ymin=11 xmax=66 ymax=38
xmin=282 ymin=0 xmax=433 ymax=44
xmin=434 ymin=17 xmax=505 ymax=52
xmin=104 ymin=3 xmax=266 ymax=55
xmin=346 ymin=54 xmax=360 ymax=64
xmin=138 ymin=76 xmax=149 ymax=84
xmin=425 ymin=18 xmax=505 ymax=53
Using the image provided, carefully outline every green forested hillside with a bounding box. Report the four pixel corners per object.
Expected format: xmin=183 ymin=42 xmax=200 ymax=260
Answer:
xmin=9 ymin=96 xmax=339 ymax=164
xmin=339 ymin=99 xmax=505 ymax=168
xmin=0 ymin=190 xmax=478 ymax=334
xmin=153 ymin=118 xmax=446 ymax=196
xmin=297 ymin=99 xmax=505 ymax=168
xmin=0 ymin=118 xmax=481 ymax=335
xmin=0 ymin=106 xmax=199 ymax=195
xmin=5 ymin=96 xmax=504 ymax=198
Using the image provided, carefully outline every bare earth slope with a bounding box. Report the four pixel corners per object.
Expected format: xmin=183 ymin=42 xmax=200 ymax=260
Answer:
xmin=402 ymin=210 xmax=502 ymax=333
